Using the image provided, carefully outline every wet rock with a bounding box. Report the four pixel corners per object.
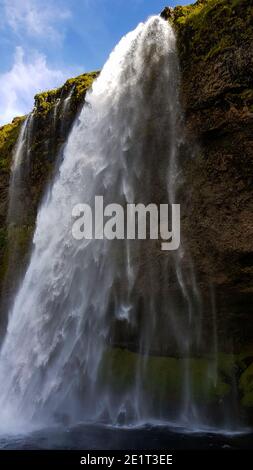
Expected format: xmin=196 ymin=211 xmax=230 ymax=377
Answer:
xmin=160 ymin=7 xmax=174 ymax=21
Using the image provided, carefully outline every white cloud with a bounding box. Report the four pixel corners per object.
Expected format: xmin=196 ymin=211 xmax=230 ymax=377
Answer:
xmin=3 ymin=0 xmax=70 ymax=42
xmin=0 ymin=47 xmax=77 ymax=125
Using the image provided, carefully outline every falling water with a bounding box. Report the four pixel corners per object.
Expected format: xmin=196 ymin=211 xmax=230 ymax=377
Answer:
xmin=2 ymin=113 xmax=35 ymax=323
xmin=52 ymin=86 xmax=75 ymax=133
xmin=61 ymin=86 xmax=75 ymax=117
xmin=0 ymin=16 xmax=220 ymax=431
xmin=7 ymin=113 xmax=34 ymax=227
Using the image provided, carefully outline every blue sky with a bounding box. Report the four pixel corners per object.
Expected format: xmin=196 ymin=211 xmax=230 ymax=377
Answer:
xmin=0 ymin=0 xmax=190 ymax=125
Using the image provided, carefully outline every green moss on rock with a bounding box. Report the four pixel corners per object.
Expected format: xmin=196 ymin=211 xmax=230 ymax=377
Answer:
xmin=65 ymin=71 xmax=99 ymax=101
xmin=34 ymin=71 xmax=99 ymax=117
xmin=98 ymin=347 xmax=233 ymax=405
xmin=171 ymin=0 xmax=253 ymax=62
xmin=239 ymin=362 xmax=253 ymax=407
xmin=0 ymin=117 xmax=25 ymax=171
xmin=0 ymin=228 xmax=7 ymax=250
xmin=34 ymin=89 xmax=59 ymax=115
xmin=7 ymin=225 xmax=34 ymax=253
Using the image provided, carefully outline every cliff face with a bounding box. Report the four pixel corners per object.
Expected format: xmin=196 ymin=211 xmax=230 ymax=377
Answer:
xmin=174 ymin=0 xmax=253 ymax=290
xmin=161 ymin=0 xmax=253 ymax=352
xmin=170 ymin=0 xmax=253 ymax=412
xmin=0 ymin=0 xmax=252 ymax=415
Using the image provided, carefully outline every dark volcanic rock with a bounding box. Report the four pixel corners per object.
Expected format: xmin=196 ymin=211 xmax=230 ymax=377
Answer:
xmin=160 ymin=7 xmax=174 ymax=20
xmin=171 ymin=0 xmax=253 ymax=351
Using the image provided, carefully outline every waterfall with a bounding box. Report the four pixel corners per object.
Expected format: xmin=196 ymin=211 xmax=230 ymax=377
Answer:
xmin=4 ymin=84 xmax=72 ymax=293
xmin=0 ymin=16 xmax=212 ymax=431
xmin=7 ymin=113 xmax=34 ymax=228
xmin=1 ymin=113 xmax=35 ymax=328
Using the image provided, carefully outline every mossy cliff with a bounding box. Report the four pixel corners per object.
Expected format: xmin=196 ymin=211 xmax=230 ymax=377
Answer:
xmin=34 ymin=71 xmax=98 ymax=116
xmin=99 ymin=348 xmax=233 ymax=404
xmin=0 ymin=117 xmax=25 ymax=285
xmin=160 ymin=0 xmax=253 ymax=350
xmin=98 ymin=346 xmax=253 ymax=424
xmin=163 ymin=0 xmax=253 ymax=417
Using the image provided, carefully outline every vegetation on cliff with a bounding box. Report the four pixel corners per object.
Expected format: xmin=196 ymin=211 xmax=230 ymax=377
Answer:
xmin=176 ymin=0 xmax=252 ymax=62
xmin=0 ymin=117 xmax=25 ymax=283
xmin=0 ymin=117 xmax=25 ymax=171
xmin=98 ymin=347 xmax=253 ymax=418
xmin=34 ymin=71 xmax=99 ymax=117
xmin=98 ymin=347 xmax=245 ymax=405
xmin=240 ymin=362 xmax=253 ymax=407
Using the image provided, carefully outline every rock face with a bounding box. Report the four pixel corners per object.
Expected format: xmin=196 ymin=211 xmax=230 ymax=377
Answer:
xmin=0 ymin=117 xmax=25 ymax=311
xmin=169 ymin=0 xmax=253 ymax=351
xmin=170 ymin=0 xmax=253 ymax=414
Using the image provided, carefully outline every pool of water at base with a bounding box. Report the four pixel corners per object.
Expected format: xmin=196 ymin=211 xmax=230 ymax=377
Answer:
xmin=0 ymin=423 xmax=252 ymax=450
